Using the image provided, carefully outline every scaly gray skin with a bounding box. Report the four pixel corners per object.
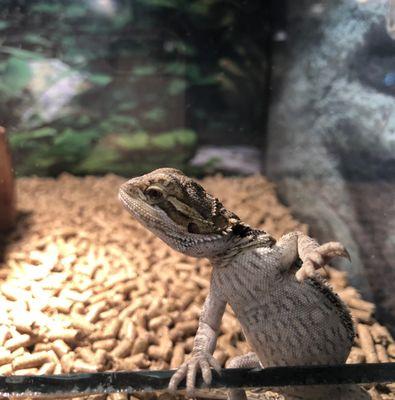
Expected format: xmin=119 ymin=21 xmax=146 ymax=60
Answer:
xmin=119 ymin=168 xmax=370 ymax=400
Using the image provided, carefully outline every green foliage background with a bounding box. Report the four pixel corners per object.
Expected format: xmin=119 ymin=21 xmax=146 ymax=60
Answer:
xmin=0 ymin=0 xmax=269 ymax=176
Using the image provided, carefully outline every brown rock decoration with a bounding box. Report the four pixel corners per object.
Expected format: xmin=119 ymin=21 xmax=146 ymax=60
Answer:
xmin=0 ymin=127 xmax=16 ymax=232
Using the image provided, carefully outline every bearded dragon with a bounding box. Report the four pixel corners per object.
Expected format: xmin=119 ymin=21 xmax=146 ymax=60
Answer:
xmin=119 ymin=168 xmax=370 ymax=400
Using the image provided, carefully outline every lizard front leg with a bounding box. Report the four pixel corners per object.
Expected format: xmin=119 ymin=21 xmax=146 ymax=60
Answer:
xmin=276 ymin=231 xmax=350 ymax=282
xmin=169 ymin=289 xmax=226 ymax=396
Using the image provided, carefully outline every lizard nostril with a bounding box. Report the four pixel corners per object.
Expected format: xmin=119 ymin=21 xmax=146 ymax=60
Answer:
xmin=120 ymin=183 xmax=134 ymax=197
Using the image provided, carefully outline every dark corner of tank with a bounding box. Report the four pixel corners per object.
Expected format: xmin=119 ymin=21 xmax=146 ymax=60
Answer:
xmin=0 ymin=0 xmax=394 ymax=399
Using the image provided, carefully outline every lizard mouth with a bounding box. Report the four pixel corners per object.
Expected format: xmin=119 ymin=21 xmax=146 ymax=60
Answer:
xmin=118 ymin=188 xmax=136 ymax=213
xmin=119 ymin=188 xmax=158 ymax=223
xmin=118 ymin=189 xmax=136 ymax=215
xmin=119 ymin=188 xmax=223 ymax=247
xmin=119 ymin=188 xmax=180 ymax=236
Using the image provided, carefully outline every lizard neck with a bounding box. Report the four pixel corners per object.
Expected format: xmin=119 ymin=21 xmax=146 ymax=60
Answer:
xmin=209 ymin=226 xmax=276 ymax=268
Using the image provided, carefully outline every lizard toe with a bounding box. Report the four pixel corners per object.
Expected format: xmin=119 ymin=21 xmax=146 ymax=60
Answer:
xmin=168 ymin=363 xmax=188 ymax=391
xmin=199 ymin=359 xmax=212 ymax=385
xmin=306 ymin=251 xmax=324 ymax=266
xmin=316 ymin=242 xmax=351 ymax=261
xmin=209 ymin=355 xmax=222 ymax=375
xmin=186 ymin=360 xmax=199 ymax=393
xmin=295 ymin=260 xmax=316 ymax=281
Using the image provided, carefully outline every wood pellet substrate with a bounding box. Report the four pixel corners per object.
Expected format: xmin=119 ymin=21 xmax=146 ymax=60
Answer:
xmin=0 ymin=174 xmax=393 ymax=400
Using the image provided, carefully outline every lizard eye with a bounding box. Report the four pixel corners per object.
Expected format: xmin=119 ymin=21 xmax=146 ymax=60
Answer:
xmin=145 ymin=187 xmax=164 ymax=201
xmin=187 ymin=222 xmax=200 ymax=234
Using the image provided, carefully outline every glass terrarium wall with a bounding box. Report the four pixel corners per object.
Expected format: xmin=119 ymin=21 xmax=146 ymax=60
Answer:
xmin=265 ymin=0 xmax=395 ymax=335
xmin=0 ymin=0 xmax=395 ymax=398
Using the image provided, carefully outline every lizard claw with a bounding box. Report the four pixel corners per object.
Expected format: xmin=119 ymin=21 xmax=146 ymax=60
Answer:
xmin=168 ymin=352 xmax=221 ymax=395
xmin=295 ymin=242 xmax=351 ymax=282
xmin=316 ymin=242 xmax=351 ymax=262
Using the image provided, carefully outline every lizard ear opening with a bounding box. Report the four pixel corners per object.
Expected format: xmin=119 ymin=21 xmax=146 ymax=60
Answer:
xmin=232 ymin=223 xmax=252 ymax=238
xmin=187 ymin=222 xmax=200 ymax=234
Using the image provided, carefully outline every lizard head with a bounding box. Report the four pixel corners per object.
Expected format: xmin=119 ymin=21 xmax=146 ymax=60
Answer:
xmin=119 ymin=168 xmax=243 ymax=257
